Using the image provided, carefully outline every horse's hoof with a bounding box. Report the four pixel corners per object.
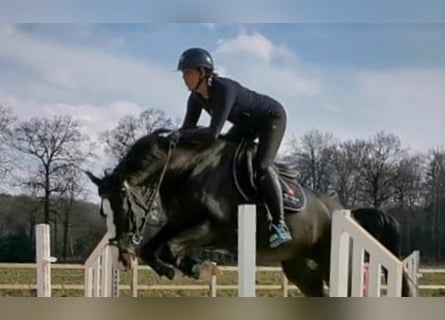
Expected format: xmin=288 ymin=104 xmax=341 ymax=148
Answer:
xmin=178 ymin=257 xmax=201 ymax=279
xmin=163 ymin=267 xmax=175 ymax=280
xmin=152 ymin=263 xmax=175 ymax=280
xmin=190 ymin=264 xmax=201 ymax=280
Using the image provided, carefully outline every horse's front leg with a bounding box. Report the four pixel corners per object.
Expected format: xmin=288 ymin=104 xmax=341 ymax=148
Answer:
xmin=156 ymin=244 xmax=202 ymax=280
xmin=139 ymin=223 xmax=178 ymax=280
xmin=166 ymin=221 xmax=216 ymax=279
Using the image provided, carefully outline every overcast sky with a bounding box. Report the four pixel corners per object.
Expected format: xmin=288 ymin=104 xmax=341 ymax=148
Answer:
xmin=1 ymin=23 xmax=444 ymax=156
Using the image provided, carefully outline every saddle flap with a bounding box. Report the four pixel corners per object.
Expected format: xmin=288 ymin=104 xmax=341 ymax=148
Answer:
xmin=232 ymin=140 xmax=306 ymax=213
xmin=279 ymin=176 xmax=306 ymax=212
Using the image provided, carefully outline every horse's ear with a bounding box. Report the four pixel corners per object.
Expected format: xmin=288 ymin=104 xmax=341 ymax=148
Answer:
xmin=85 ymin=170 xmax=102 ymax=186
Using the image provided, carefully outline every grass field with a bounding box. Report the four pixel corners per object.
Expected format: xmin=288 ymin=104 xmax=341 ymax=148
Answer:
xmin=0 ymin=266 xmax=444 ymax=297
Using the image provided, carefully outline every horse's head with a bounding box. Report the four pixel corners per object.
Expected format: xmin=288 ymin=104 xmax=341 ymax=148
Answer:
xmin=85 ymin=171 xmax=141 ymax=270
xmin=85 ymin=128 xmax=175 ymax=270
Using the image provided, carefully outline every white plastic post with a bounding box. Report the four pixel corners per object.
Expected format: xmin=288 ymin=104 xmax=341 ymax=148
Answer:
xmin=350 ymin=242 xmax=365 ymax=296
xmin=329 ymin=210 xmax=351 ymax=297
xmin=131 ymin=259 xmax=139 ymax=297
xmin=84 ymin=232 xmax=120 ymax=297
xmin=367 ymin=258 xmax=382 ymax=296
xmin=403 ymin=250 xmax=420 ymax=297
xmin=101 ymin=247 xmax=111 ymax=296
xmin=35 ymin=224 xmax=57 ymax=297
xmin=208 ymin=262 xmax=218 ymax=297
xmin=238 ymin=204 xmax=256 ymax=297
xmin=281 ymin=273 xmax=289 ymax=297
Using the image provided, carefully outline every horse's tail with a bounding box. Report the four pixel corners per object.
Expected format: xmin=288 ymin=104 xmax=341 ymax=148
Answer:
xmin=380 ymin=213 xmax=414 ymax=297
xmin=379 ymin=212 xmax=402 ymax=257
xmin=351 ymin=207 xmax=401 ymax=257
xmin=351 ymin=208 xmax=414 ymax=297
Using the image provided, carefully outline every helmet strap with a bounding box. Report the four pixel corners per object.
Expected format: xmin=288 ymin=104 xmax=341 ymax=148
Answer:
xmin=193 ymin=76 xmax=205 ymax=91
xmin=192 ymin=68 xmax=207 ymax=91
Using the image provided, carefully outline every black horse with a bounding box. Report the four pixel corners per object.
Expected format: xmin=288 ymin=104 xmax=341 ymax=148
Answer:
xmin=86 ymin=129 xmax=412 ymax=296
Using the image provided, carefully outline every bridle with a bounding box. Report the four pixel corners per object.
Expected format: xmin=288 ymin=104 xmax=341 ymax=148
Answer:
xmin=115 ymin=140 xmax=175 ymax=246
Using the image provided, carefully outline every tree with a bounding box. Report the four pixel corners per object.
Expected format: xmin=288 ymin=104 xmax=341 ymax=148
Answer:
xmin=0 ymin=105 xmax=16 ymax=179
xmin=102 ymin=108 xmax=175 ymax=162
xmin=357 ymin=132 xmax=406 ymax=208
xmin=392 ymin=154 xmax=424 ymax=208
xmin=12 ymin=116 xmax=95 ymax=224
xmin=56 ymin=167 xmax=90 ymax=260
xmin=286 ymin=129 xmax=336 ymax=193
xmin=330 ymin=139 xmax=368 ymax=207
xmin=424 ymin=149 xmax=445 ymax=259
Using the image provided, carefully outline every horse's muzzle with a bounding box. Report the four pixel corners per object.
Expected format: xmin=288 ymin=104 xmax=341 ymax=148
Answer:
xmin=117 ymin=246 xmax=137 ymax=271
xmin=109 ymin=238 xmax=137 ymax=271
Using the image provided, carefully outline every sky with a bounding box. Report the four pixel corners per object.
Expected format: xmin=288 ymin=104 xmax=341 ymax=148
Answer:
xmin=1 ymin=0 xmax=445 ymax=23
xmin=1 ymin=22 xmax=444 ymax=159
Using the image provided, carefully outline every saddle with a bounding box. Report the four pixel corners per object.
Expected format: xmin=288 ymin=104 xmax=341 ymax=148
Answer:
xmin=232 ymin=140 xmax=307 ymax=213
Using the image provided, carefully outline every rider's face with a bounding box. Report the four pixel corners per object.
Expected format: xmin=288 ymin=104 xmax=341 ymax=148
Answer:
xmin=181 ymin=69 xmax=202 ymax=91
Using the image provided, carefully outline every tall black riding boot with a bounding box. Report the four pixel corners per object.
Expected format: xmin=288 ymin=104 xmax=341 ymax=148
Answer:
xmin=257 ymin=168 xmax=292 ymax=248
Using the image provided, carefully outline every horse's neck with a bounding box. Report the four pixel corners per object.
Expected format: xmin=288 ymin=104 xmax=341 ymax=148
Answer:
xmin=168 ymin=140 xmax=234 ymax=174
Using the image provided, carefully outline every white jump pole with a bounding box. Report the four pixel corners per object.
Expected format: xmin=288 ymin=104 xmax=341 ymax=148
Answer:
xmin=238 ymin=204 xmax=256 ymax=297
xmin=35 ymin=224 xmax=57 ymax=297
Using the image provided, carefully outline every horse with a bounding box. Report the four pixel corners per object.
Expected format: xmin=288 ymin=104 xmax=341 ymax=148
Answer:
xmin=86 ymin=129 xmax=413 ymax=296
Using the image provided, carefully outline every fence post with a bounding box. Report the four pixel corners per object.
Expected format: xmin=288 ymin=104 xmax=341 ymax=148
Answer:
xmin=209 ymin=262 xmax=218 ymax=297
xmin=329 ymin=210 xmax=351 ymax=297
xmin=238 ymin=204 xmax=256 ymax=297
xmin=35 ymin=224 xmax=57 ymax=297
xmin=281 ymin=273 xmax=289 ymax=297
xmin=131 ymin=260 xmax=139 ymax=297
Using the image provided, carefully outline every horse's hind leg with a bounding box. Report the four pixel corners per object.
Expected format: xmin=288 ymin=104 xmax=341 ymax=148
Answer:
xmin=281 ymin=257 xmax=328 ymax=297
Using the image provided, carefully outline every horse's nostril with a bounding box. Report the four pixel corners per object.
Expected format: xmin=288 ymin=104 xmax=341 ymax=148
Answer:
xmin=117 ymin=249 xmax=137 ymax=272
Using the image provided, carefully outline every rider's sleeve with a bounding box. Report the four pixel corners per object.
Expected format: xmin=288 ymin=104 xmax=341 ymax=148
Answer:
xmin=180 ymin=81 xmax=236 ymax=143
xmin=180 ymin=94 xmax=202 ymax=129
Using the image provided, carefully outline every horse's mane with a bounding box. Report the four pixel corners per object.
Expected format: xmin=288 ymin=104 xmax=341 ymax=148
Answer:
xmin=112 ymin=128 xmax=171 ymax=181
xmin=113 ymin=128 xmax=240 ymax=183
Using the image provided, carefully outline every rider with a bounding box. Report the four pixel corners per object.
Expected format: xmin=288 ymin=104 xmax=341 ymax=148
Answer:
xmin=174 ymin=47 xmax=292 ymax=248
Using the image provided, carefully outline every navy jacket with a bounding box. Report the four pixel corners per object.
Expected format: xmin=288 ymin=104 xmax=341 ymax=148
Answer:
xmin=180 ymin=76 xmax=284 ymax=142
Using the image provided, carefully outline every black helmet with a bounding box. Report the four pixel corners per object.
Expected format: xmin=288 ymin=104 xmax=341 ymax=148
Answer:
xmin=177 ymin=47 xmax=214 ymax=71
